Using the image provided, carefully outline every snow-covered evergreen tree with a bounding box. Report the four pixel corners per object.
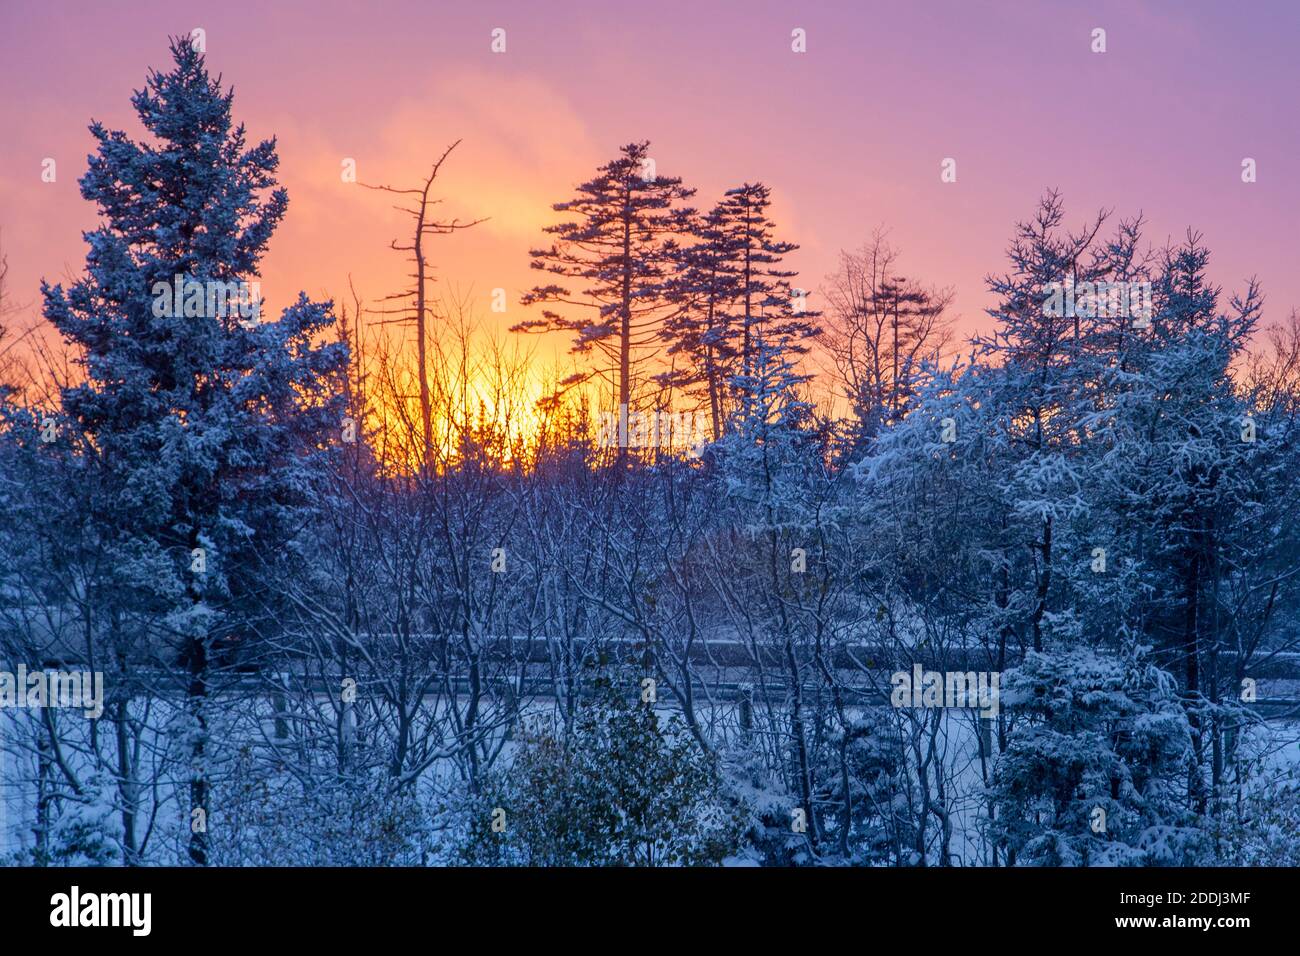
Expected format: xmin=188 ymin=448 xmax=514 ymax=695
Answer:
xmin=1084 ymin=233 xmax=1266 ymax=815
xmin=39 ymin=37 xmax=348 ymax=863
xmin=990 ymin=646 xmax=1202 ymax=866
xmin=462 ymin=675 xmax=743 ymax=866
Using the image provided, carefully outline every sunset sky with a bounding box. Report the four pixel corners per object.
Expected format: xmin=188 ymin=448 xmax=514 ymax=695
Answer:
xmin=2 ymin=0 xmax=1297 ymax=395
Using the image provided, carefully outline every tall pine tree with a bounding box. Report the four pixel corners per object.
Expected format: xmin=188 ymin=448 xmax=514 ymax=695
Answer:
xmin=40 ymin=38 xmax=348 ymax=863
xmin=515 ymin=141 xmax=694 ymax=452
xmin=660 ymin=183 xmax=819 ymax=440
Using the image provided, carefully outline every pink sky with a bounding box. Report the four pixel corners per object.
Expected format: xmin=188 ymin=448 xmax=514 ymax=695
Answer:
xmin=2 ymin=0 xmax=1297 ymax=388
